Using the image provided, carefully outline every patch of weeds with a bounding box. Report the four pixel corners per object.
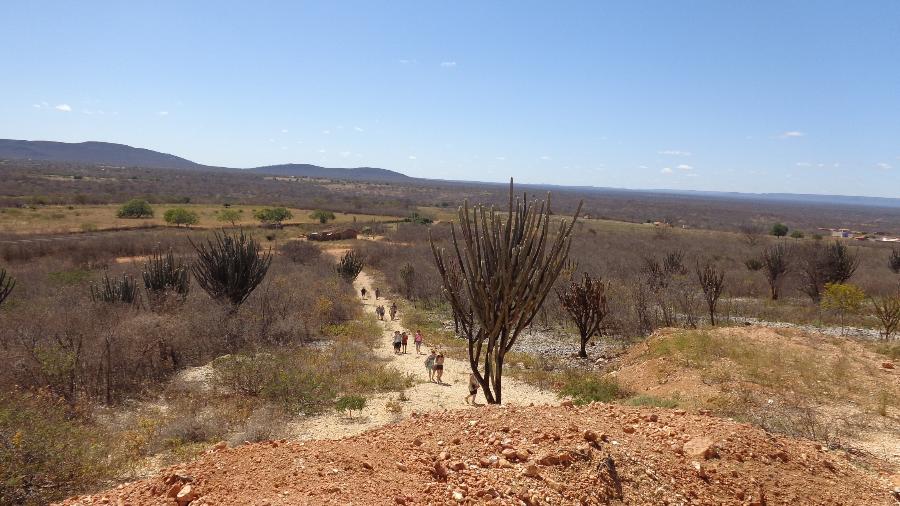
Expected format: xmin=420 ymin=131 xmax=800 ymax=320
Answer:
xmin=559 ymin=371 xmax=629 ymax=405
xmin=873 ymin=342 xmax=900 ymax=361
xmin=48 ymin=268 xmax=92 ymax=285
xmin=624 ymin=395 xmax=679 ymax=408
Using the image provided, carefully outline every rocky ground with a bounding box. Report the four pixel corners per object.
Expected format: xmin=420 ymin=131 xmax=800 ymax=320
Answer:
xmin=60 ymin=402 xmax=900 ymax=505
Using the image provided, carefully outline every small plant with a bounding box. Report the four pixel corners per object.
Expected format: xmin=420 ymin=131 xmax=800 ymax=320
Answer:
xmin=405 ymin=212 xmax=433 ymax=225
xmin=696 ymin=260 xmax=726 ymax=325
xmin=890 ymin=248 xmax=900 ymax=274
xmin=399 ymin=262 xmax=416 ymax=299
xmin=790 ymin=230 xmax=805 ymax=239
xmin=335 ymin=250 xmax=364 ymax=282
xmin=116 ymin=198 xmax=154 ymax=218
xmin=255 ymin=207 xmax=293 ymax=226
xmin=335 ymin=394 xmax=367 ymax=418
xmin=280 ymin=240 xmax=321 ymax=264
xmin=142 ymin=250 xmax=190 ymax=302
xmin=385 ymin=399 xmax=402 ymax=414
xmin=309 ymin=209 xmax=336 ymax=224
xmin=217 ymin=208 xmax=241 ymax=226
xmin=559 ymin=373 xmax=627 ymax=405
xmin=163 ymin=207 xmax=199 ymax=227
xmin=770 ymin=222 xmax=789 ymax=237
xmin=0 ymin=267 xmax=15 ymax=306
xmin=90 ymin=272 xmax=140 ymax=305
xmin=191 ymin=230 xmax=272 ymax=308
xmin=744 ymin=258 xmax=763 ymax=271
xmin=762 ymin=243 xmax=790 ymax=300
xmin=820 ymin=283 xmax=866 ymax=335
xmin=556 ymin=272 xmax=609 ymax=358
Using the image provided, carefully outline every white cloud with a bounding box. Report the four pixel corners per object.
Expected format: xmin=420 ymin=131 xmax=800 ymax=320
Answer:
xmin=660 ymin=167 xmax=673 ymax=174
xmin=339 ymin=151 xmax=351 ymax=157
xmin=398 ymin=59 xmax=417 ymax=64
xmin=876 ymin=162 xmax=892 ymax=170
xmin=495 ymin=156 xmax=506 ymax=161
xmin=659 ymin=150 xmax=692 ymax=156
xmin=540 ymin=155 xmax=551 ymax=160
xmin=317 ymin=149 xmax=326 ymax=153
xmin=353 ymin=126 xmax=364 ymax=132
xmin=779 ymin=131 xmax=805 ymax=138
xmin=158 ymin=111 xmax=169 ymax=116
xmin=408 ymin=155 xmax=417 ymax=160
xmin=795 ymin=162 xmax=812 ymax=167
xmin=280 ymin=128 xmax=288 ymax=133
xmin=55 ymin=104 xmax=72 ymax=112
xmin=638 ymin=165 xmax=649 ymax=169
xmin=440 ymin=61 xmax=457 ymax=67
xmin=322 ymin=129 xmax=331 ymax=134
xmin=677 ymin=164 xmax=693 ymax=171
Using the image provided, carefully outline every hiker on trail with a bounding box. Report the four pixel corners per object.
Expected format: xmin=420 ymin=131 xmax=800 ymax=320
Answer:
xmin=389 ymin=303 xmax=397 ymax=321
xmin=425 ymin=350 xmax=436 ymax=382
xmin=375 ymin=305 xmax=385 ymax=320
xmin=360 ymin=287 xmax=367 ymax=299
xmin=392 ymin=331 xmax=402 ymax=354
xmin=413 ymin=330 xmax=423 ymax=355
xmin=401 ymin=332 xmax=409 ymax=354
xmin=465 ymin=373 xmax=480 ymax=405
xmin=374 ymin=287 xmax=381 ymax=299
xmin=434 ymin=352 xmax=445 ymax=384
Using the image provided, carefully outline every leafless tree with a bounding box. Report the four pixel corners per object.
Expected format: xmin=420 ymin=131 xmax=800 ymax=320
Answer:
xmin=430 ymin=179 xmax=581 ymax=404
xmin=798 ymin=242 xmax=859 ymax=302
xmin=556 ymin=272 xmax=609 ymax=358
xmin=696 ymin=260 xmax=726 ymax=325
xmin=739 ymin=223 xmax=764 ymax=247
xmin=762 ymin=243 xmax=790 ymax=300
xmin=871 ymin=294 xmax=900 ymax=340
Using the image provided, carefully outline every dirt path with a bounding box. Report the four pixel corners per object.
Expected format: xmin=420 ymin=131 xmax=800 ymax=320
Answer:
xmin=285 ymin=261 xmax=559 ymax=441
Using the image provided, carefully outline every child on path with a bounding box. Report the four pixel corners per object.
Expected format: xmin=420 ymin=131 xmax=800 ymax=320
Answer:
xmin=465 ymin=373 xmax=480 ymax=405
xmin=375 ymin=305 xmax=385 ymax=320
xmin=389 ymin=303 xmax=398 ymax=321
xmin=434 ymin=352 xmax=445 ymax=384
xmin=401 ymin=332 xmax=409 ymax=354
xmin=424 ymin=350 xmax=436 ymax=382
xmin=413 ymin=330 xmax=423 ymax=354
xmin=392 ymin=331 xmax=402 ymax=354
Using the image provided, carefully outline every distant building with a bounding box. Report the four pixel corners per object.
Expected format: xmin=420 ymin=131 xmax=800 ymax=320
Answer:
xmin=831 ymin=228 xmax=852 ymax=238
xmin=307 ymin=228 xmax=358 ymax=241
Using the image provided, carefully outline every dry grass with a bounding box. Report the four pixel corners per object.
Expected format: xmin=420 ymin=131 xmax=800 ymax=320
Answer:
xmin=0 ymin=204 xmax=395 ymax=235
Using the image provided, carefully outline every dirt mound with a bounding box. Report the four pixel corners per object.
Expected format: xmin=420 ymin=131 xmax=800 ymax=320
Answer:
xmin=61 ymin=403 xmax=897 ymax=505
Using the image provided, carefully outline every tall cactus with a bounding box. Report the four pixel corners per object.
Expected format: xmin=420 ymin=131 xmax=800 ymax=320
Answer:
xmin=430 ymin=179 xmax=581 ymax=404
xmin=335 ymin=250 xmax=364 ymax=282
xmin=191 ymin=230 xmax=271 ymax=308
xmin=91 ymin=272 xmax=140 ymax=305
xmin=142 ymin=249 xmax=190 ymax=302
xmin=0 ymin=268 xmax=15 ymax=306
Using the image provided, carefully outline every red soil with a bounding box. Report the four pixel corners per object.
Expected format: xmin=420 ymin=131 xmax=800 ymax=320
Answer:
xmin=61 ymin=403 xmax=898 ymax=505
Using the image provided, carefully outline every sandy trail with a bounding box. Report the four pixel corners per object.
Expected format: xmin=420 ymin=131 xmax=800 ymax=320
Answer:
xmin=285 ymin=260 xmax=559 ymax=441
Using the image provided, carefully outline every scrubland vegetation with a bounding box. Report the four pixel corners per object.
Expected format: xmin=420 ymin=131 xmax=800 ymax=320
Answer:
xmin=0 ymin=171 xmax=898 ymax=503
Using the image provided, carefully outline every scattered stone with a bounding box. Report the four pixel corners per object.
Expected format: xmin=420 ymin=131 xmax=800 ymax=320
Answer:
xmin=433 ymin=462 xmax=449 ymax=479
xmin=883 ymin=362 xmax=895 ymax=370
xmin=683 ymin=437 xmax=718 ymax=460
xmin=175 ymin=484 xmax=196 ymax=506
xmin=522 ymin=464 xmax=542 ymax=479
xmin=623 ymin=425 xmax=636 ymax=434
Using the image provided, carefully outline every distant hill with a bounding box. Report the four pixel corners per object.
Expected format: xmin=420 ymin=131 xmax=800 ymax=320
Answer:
xmin=248 ymin=163 xmax=411 ymax=182
xmin=0 ymin=139 xmax=202 ymax=170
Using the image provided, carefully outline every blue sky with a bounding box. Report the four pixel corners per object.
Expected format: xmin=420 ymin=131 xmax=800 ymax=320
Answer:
xmin=1 ymin=1 xmax=898 ymax=197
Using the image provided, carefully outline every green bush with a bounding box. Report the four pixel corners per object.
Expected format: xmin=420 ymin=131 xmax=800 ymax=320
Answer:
xmin=254 ymin=207 xmax=293 ymax=225
xmin=309 ymin=209 xmax=336 ymax=224
xmin=335 ymin=394 xmax=366 ymax=417
xmin=624 ymin=395 xmax=678 ymax=408
xmin=116 ymin=198 xmax=154 ymax=218
xmin=163 ymin=207 xmax=199 ymax=227
xmin=559 ymin=372 xmax=628 ymax=405
xmin=790 ymin=230 xmax=804 ymax=239
xmin=0 ymin=390 xmax=114 ymax=505
xmin=770 ymin=222 xmax=788 ymax=237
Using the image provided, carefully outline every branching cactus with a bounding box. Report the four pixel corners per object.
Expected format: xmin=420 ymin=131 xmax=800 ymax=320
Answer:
xmin=91 ymin=272 xmax=140 ymax=305
xmin=430 ymin=179 xmax=581 ymax=404
xmin=142 ymin=249 xmax=190 ymax=302
xmin=0 ymin=268 xmax=15 ymax=306
xmin=335 ymin=250 xmax=364 ymax=282
xmin=191 ymin=230 xmax=272 ymax=308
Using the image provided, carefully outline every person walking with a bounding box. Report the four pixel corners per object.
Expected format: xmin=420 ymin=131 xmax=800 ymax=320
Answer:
xmin=424 ymin=350 xmax=436 ymax=382
xmin=392 ymin=331 xmax=402 ymax=354
xmin=465 ymin=373 xmax=480 ymax=405
xmin=401 ymin=331 xmax=409 ymax=354
xmin=360 ymin=287 xmax=367 ymax=299
xmin=389 ymin=302 xmax=398 ymax=321
xmin=434 ymin=351 xmax=445 ymax=384
xmin=374 ymin=287 xmax=381 ymax=299
xmin=413 ymin=330 xmax=423 ymax=355
xmin=375 ymin=305 xmax=384 ymax=320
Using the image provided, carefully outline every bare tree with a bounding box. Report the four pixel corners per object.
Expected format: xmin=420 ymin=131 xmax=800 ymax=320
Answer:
xmin=870 ymin=294 xmax=900 ymax=340
xmin=0 ymin=268 xmax=15 ymax=306
xmin=739 ymin=222 xmax=764 ymax=247
xmin=642 ymin=250 xmax=686 ymax=326
xmin=556 ymin=272 xmax=609 ymax=358
xmin=762 ymin=243 xmax=790 ymax=300
xmin=696 ymin=260 xmax=726 ymax=325
xmin=890 ymin=248 xmax=900 ymax=274
xmin=798 ymin=242 xmax=859 ymax=302
xmin=430 ymin=179 xmax=581 ymax=404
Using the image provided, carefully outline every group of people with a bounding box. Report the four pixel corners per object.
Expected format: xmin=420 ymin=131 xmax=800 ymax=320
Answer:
xmin=361 ymin=283 xmax=481 ymax=404
xmin=392 ymin=329 xmax=424 ymax=355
